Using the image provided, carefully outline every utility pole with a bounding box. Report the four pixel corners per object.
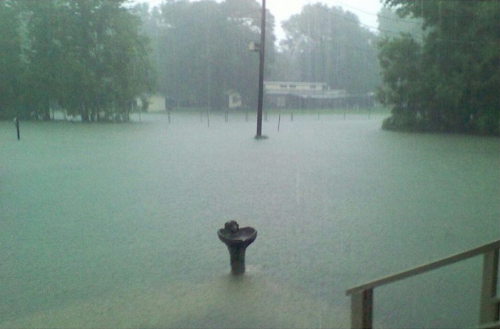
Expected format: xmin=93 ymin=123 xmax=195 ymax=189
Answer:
xmin=255 ymin=0 xmax=266 ymax=138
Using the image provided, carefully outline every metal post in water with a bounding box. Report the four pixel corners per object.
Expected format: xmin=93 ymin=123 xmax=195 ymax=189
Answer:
xmin=218 ymin=221 xmax=257 ymax=275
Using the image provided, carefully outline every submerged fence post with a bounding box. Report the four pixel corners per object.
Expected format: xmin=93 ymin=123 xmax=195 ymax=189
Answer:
xmin=14 ymin=117 xmax=20 ymax=140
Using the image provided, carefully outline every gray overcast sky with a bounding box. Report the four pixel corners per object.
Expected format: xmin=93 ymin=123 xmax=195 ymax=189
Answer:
xmin=132 ymin=0 xmax=383 ymax=38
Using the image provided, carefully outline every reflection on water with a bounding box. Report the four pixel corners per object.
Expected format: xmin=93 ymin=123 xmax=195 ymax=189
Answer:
xmin=1 ymin=112 xmax=499 ymax=328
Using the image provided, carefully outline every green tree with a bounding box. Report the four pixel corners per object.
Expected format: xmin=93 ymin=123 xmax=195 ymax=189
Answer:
xmin=278 ymin=4 xmax=379 ymax=94
xmin=0 ymin=1 xmax=23 ymax=119
xmin=379 ymin=0 xmax=500 ymax=135
xmin=147 ymin=0 xmax=275 ymax=109
xmin=60 ymin=0 xmax=153 ymax=121
xmin=21 ymin=0 xmax=70 ymax=120
xmin=378 ymin=35 xmax=424 ymax=129
xmin=4 ymin=0 xmax=153 ymax=122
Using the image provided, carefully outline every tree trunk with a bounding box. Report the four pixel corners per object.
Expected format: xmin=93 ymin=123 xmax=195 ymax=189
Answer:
xmin=81 ymin=104 xmax=89 ymax=122
xmin=41 ymin=97 xmax=51 ymax=121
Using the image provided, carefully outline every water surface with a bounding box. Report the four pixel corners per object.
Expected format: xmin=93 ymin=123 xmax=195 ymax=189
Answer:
xmin=1 ymin=112 xmax=499 ymax=328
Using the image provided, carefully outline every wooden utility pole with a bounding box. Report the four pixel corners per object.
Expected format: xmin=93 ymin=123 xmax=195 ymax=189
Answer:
xmin=256 ymin=0 xmax=266 ymax=138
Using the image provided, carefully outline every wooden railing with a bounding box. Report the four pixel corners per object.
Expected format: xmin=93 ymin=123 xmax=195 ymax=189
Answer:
xmin=346 ymin=240 xmax=500 ymax=329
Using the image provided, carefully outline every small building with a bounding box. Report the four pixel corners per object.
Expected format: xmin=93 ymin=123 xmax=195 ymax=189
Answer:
xmin=227 ymin=91 xmax=242 ymax=109
xmin=264 ymin=81 xmax=374 ymax=109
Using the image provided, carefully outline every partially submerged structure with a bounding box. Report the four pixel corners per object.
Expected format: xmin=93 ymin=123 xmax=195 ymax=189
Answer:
xmin=264 ymin=81 xmax=375 ymax=109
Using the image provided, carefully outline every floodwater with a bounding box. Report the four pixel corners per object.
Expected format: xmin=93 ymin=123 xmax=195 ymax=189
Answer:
xmin=1 ymin=111 xmax=499 ymax=328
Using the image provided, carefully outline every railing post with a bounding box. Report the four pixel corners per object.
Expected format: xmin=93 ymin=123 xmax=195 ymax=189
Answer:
xmin=479 ymin=248 xmax=499 ymax=325
xmin=351 ymin=289 xmax=373 ymax=329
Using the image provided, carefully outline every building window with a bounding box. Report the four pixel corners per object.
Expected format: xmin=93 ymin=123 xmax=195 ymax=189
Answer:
xmin=280 ymin=84 xmax=287 ymax=88
xmin=289 ymin=84 xmax=296 ymax=88
xmin=310 ymin=85 xmax=316 ymax=89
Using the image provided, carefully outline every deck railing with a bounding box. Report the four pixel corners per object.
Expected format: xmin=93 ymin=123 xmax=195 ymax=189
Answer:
xmin=345 ymin=239 xmax=500 ymax=329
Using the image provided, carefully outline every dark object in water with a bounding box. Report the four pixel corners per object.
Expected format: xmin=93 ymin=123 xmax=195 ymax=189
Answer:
xmin=14 ymin=117 xmax=20 ymax=140
xmin=218 ymin=220 xmax=257 ymax=275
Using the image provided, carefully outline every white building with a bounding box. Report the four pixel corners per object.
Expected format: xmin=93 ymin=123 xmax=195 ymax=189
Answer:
xmin=227 ymin=91 xmax=242 ymax=109
xmin=264 ymin=81 xmax=350 ymax=108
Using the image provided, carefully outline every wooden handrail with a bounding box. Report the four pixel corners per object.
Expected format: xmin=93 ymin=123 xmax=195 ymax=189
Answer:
xmin=346 ymin=240 xmax=500 ymax=329
xmin=346 ymin=239 xmax=500 ymax=296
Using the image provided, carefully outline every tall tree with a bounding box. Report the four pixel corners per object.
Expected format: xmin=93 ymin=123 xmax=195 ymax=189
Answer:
xmin=277 ymin=4 xmax=379 ymax=94
xmin=21 ymin=0 xmax=70 ymax=120
xmin=1 ymin=0 xmax=153 ymax=122
xmin=0 ymin=1 xmax=23 ymax=119
xmin=146 ymin=0 xmax=275 ymax=109
xmin=379 ymin=1 xmax=500 ymax=135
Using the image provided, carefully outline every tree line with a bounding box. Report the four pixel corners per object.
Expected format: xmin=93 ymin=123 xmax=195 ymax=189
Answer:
xmin=134 ymin=0 xmax=380 ymax=110
xmin=133 ymin=0 xmax=276 ymax=110
xmin=1 ymin=0 xmax=381 ymax=121
xmin=378 ymin=0 xmax=500 ymax=135
xmin=2 ymin=0 xmax=498 ymax=135
xmin=276 ymin=4 xmax=379 ymax=94
xmin=0 ymin=0 xmax=153 ymax=122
